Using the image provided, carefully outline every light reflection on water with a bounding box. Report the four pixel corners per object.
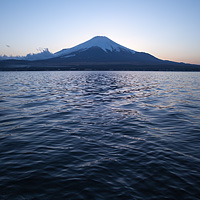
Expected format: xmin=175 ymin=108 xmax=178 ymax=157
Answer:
xmin=0 ymin=71 xmax=200 ymax=199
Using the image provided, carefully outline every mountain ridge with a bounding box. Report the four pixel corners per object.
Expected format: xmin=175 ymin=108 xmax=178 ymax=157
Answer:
xmin=0 ymin=36 xmax=200 ymax=71
xmin=55 ymin=36 xmax=135 ymax=57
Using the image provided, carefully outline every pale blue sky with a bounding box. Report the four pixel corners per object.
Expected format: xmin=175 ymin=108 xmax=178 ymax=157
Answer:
xmin=0 ymin=0 xmax=200 ymax=64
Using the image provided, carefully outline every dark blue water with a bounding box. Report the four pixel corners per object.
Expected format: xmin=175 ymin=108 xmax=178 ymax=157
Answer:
xmin=0 ymin=71 xmax=200 ymax=199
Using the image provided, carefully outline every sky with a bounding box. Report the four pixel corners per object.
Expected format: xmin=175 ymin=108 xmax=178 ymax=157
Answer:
xmin=0 ymin=0 xmax=200 ymax=64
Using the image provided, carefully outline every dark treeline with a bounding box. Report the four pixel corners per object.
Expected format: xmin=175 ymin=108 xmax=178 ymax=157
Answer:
xmin=0 ymin=60 xmax=200 ymax=71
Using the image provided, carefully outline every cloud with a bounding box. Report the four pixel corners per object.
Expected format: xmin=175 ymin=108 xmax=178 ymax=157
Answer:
xmin=6 ymin=45 xmax=11 ymax=48
xmin=36 ymin=47 xmax=46 ymax=52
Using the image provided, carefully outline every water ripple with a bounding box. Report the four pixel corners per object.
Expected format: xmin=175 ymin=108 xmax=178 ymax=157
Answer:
xmin=0 ymin=71 xmax=200 ymax=199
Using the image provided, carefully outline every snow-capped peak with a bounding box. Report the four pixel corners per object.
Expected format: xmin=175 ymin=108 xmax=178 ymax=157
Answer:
xmin=55 ymin=36 xmax=135 ymax=57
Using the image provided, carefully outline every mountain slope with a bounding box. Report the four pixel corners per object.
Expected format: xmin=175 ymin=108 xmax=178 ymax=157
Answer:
xmin=1 ymin=36 xmax=200 ymax=71
xmin=54 ymin=36 xmax=135 ymax=57
xmin=50 ymin=36 xmax=162 ymax=64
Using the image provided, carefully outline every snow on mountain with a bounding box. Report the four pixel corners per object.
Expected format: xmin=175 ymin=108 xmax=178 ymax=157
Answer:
xmin=54 ymin=36 xmax=135 ymax=57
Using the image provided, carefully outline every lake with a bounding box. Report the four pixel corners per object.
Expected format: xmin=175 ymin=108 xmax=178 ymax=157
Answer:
xmin=0 ymin=71 xmax=200 ymax=199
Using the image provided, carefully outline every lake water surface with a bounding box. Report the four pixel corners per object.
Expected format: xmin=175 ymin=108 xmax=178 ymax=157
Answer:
xmin=0 ymin=71 xmax=200 ymax=199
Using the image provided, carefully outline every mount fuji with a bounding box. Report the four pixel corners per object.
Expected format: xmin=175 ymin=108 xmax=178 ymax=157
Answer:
xmin=50 ymin=36 xmax=162 ymax=64
xmin=0 ymin=36 xmax=200 ymax=71
xmin=55 ymin=36 xmax=136 ymax=57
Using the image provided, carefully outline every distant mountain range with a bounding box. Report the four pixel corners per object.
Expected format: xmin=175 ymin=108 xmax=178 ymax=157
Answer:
xmin=0 ymin=36 xmax=200 ymax=71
